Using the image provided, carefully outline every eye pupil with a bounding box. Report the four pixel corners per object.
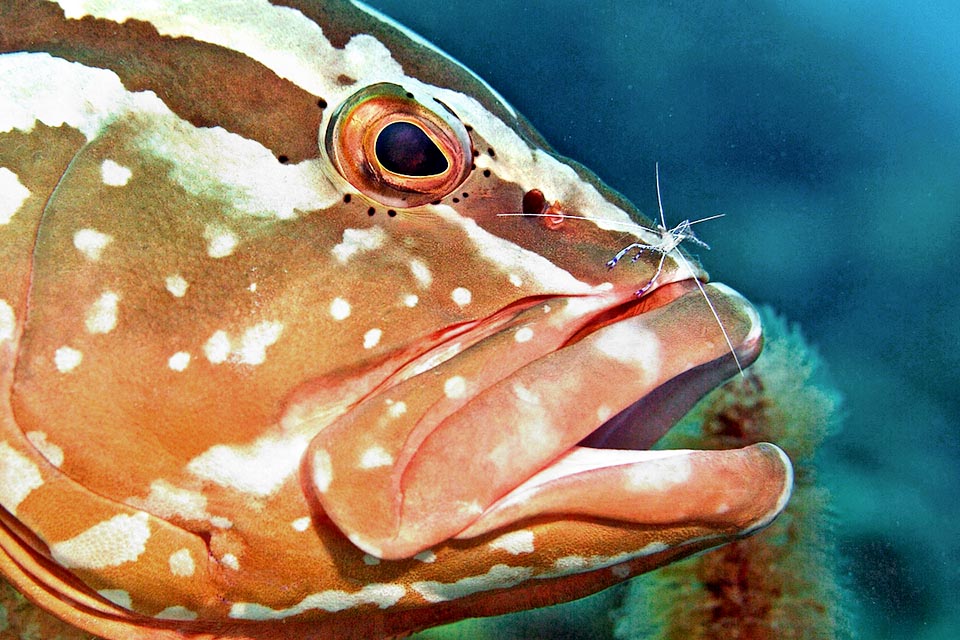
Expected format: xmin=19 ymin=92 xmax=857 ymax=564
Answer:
xmin=375 ymin=121 xmax=449 ymax=177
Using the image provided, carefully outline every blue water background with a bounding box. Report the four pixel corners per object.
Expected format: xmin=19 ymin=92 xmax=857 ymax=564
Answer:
xmin=365 ymin=2 xmax=960 ymax=637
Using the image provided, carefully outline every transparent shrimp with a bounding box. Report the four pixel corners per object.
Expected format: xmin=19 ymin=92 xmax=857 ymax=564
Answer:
xmin=498 ymin=163 xmax=744 ymax=375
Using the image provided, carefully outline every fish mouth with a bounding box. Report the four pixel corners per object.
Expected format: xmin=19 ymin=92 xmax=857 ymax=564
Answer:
xmin=306 ymin=276 xmax=791 ymax=560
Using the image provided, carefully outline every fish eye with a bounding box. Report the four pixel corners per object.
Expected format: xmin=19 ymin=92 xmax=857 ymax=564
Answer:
xmin=323 ymin=83 xmax=472 ymax=208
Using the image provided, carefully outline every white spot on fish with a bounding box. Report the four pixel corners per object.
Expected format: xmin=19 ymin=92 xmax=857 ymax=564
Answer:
xmin=50 ymin=512 xmax=151 ymax=570
xmin=412 ymin=564 xmax=534 ymax=603
xmin=0 ymin=299 xmax=14 ymax=343
xmin=229 ymin=583 xmax=405 ymax=620
xmin=514 ymin=326 xmax=534 ymax=343
xmin=409 ymin=259 xmax=432 ymax=288
xmin=402 ymin=294 xmax=419 ymax=308
xmin=386 ymin=400 xmax=407 ymax=419
xmin=0 ymin=442 xmax=43 ymax=515
xmin=168 ymin=351 xmax=191 ymax=371
xmin=593 ymin=320 xmax=661 ymax=380
xmin=451 ymin=287 xmax=472 ymax=307
xmin=488 ymin=530 xmax=535 ymax=555
xmin=165 ymin=274 xmax=189 ymax=298
xmin=204 ymin=331 xmax=231 ymax=364
xmin=332 ymin=227 xmax=386 ymax=263
xmin=128 ymin=480 xmax=210 ymax=523
xmin=100 ymin=159 xmax=131 ymax=186
xmin=25 ymin=431 xmax=64 ymax=467
xmin=0 ymin=167 xmax=30 ymax=225
xmin=237 ymin=321 xmax=283 ymax=365
xmin=625 ymin=456 xmax=692 ymax=492
xmin=363 ymin=554 xmax=380 ymax=566
xmin=155 ymin=606 xmax=198 ymax=621
xmin=73 ymin=228 xmax=113 ymax=261
xmin=187 ymin=434 xmax=310 ymax=498
xmin=291 ymin=516 xmax=311 ymax=532
xmin=221 ymin=553 xmax=239 ymax=570
xmin=508 ymin=273 xmax=523 ymax=287
xmin=596 ymin=405 xmax=613 ymax=422
xmin=85 ymin=291 xmax=119 ymax=334
xmin=359 ymin=446 xmax=393 ymax=469
xmin=168 ymin=548 xmax=195 ymax=577
xmin=97 ymin=589 xmax=132 ymax=610
xmin=443 ymin=375 xmax=467 ymax=399
xmin=203 ymin=323 xmax=283 ymax=366
xmin=329 ymin=297 xmax=351 ymax=321
xmin=414 ymin=550 xmax=436 ymax=563
xmin=511 ymin=382 xmax=540 ymax=405
xmin=204 ymin=226 xmax=239 ymax=258
xmin=311 ymin=449 xmax=333 ymax=493
xmin=363 ymin=328 xmax=382 ymax=349
xmin=54 ymin=346 xmax=82 ymax=372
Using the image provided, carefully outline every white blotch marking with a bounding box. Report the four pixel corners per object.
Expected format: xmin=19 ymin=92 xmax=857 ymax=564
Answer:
xmin=25 ymin=431 xmax=64 ymax=467
xmin=85 ymin=291 xmax=119 ymax=334
xmin=514 ymin=326 xmax=534 ymax=343
xmin=443 ymin=375 xmax=467 ymax=399
xmin=311 ymin=449 xmax=333 ymax=493
xmin=100 ymin=159 xmax=132 ymax=186
xmin=716 ymin=502 xmax=731 ymax=514
xmin=155 ymin=606 xmax=198 ymax=621
xmin=204 ymin=226 xmax=239 ymax=258
xmin=0 ymin=299 xmax=14 ymax=344
xmin=211 ymin=516 xmax=233 ymax=529
xmin=203 ymin=323 xmax=283 ymax=366
xmin=363 ymin=328 xmax=382 ymax=349
xmin=187 ymin=434 xmax=310 ymax=498
xmin=593 ymin=320 xmax=661 ymax=380
xmin=625 ymin=455 xmax=692 ymax=492
xmin=511 ymin=383 xmax=539 ymax=405
xmin=409 ymin=259 xmax=432 ymax=288
xmin=414 ymin=550 xmax=436 ymax=563
xmin=508 ymin=273 xmax=523 ymax=287
xmin=97 ymin=589 xmax=132 ymax=610
xmin=329 ymin=297 xmax=351 ymax=321
xmin=50 ymin=512 xmax=151 ymax=570
xmin=229 ymin=584 xmax=405 ymax=620
xmin=0 ymin=442 xmax=43 ymax=515
xmin=488 ymin=530 xmax=535 ymax=555
xmin=412 ymin=564 xmax=534 ymax=603
xmin=204 ymin=331 xmax=231 ymax=364
xmin=363 ymin=554 xmax=381 ymax=566
xmin=221 ymin=553 xmax=239 ymax=570
xmin=359 ymin=446 xmax=393 ymax=469
xmin=291 ymin=517 xmax=311 ymax=532
xmin=386 ymin=400 xmax=407 ymax=419
xmin=402 ymin=294 xmax=419 ymax=308
xmin=54 ymin=346 xmax=82 ymax=372
xmin=451 ymin=287 xmax=472 ymax=307
xmin=332 ymin=227 xmax=386 ymax=263
xmin=165 ymin=274 xmax=189 ymax=298
xmin=168 ymin=548 xmax=195 ymax=577
xmin=0 ymin=168 xmax=30 ymax=225
xmin=128 ymin=479 xmax=211 ymax=523
xmin=168 ymin=351 xmax=191 ymax=372
xmin=73 ymin=228 xmax=113 ymax=261
xmin=596 ymin=405 xmax=614 ymax=423
xmin=237 ymin=321 xmax=283 ymax=365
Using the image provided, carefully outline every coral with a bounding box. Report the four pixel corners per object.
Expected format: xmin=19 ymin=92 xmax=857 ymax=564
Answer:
xmin=0 ymin=577 xmax=97 ymax=640
xmin=611 ymin=308 xmax=853 ymax=640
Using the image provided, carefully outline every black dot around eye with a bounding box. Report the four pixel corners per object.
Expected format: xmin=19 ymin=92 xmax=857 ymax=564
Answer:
xmin=387 ymin=209 xmax=397 ymax=217
xmin=317 ymin=98 xmax=327 ymax=109
xmin=277 ymin=154 xmax=289 ymax=164
xmin=367 ymin=207 xmax=376 ymax=216
xmin=462 ymin=192 xmax=469 ymax=198
xmin=343 ymin=194 xmax=352 ymax=203
xmin=452 ymin=197 xmax=460 ymax=203
xmin=487 ymin=147 xmax=496 ymax=158
xmin=483 ymin=169 xmax=491 ymax=178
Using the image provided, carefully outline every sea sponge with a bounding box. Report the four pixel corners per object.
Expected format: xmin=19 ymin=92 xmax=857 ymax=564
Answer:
xmin=611 ymin=308 xmax=853 ymax=640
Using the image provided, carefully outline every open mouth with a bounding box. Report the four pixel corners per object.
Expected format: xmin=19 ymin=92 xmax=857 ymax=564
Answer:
xmin=306 ymin=277 xmax=791 ymax=560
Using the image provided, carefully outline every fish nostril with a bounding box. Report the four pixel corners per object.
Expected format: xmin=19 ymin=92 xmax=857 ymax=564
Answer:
xmin=521 ymin=189 xmax=547 ymax=215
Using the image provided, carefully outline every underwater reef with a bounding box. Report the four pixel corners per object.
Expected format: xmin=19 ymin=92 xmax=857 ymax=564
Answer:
xmin=414 ymin=309 xmax=852 ymax=640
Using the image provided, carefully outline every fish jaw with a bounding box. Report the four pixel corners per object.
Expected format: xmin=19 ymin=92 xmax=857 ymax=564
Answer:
xmin=304 ymin=279 xmax=791 ymax=561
